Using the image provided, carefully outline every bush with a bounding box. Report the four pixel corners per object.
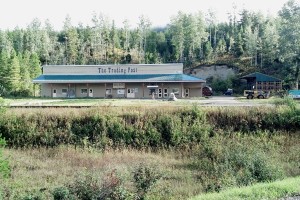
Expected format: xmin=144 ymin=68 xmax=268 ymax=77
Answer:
xmin=133 ymin=164 xmax=162 ymax=200
xmin=67 ymin=173 xmax=100 ymax=200
xmin=52 ymin=187 xmax=70 ymax=200
xmin=66 ymin=170 xmax=132 ymax=200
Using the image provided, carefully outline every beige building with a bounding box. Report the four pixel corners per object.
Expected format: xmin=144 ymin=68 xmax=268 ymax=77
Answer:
xmin=33 ymin=64 xmax=205 ymax=99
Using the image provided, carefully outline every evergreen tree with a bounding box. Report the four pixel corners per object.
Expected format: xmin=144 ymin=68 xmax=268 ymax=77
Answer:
xmin=203 ymin=41 xmax=213 ymax=61
xmin=19 ymin=52 xmax=32 ymax=95
xmin=279 ymin=0 xmax=300 ymax=89
xmin=233 ymin=29 xmax=244 ymax=57
xmin=0 ymin=51 xmax=9 ymax=88
xmin=29 ymin=53 xmax=41 ymax=79
xmin=6 ymin=50 xmax=21 ymax=92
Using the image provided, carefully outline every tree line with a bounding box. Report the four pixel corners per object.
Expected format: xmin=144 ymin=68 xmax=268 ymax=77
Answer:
xmin=0 ymin=0 xmax=299 ymax=96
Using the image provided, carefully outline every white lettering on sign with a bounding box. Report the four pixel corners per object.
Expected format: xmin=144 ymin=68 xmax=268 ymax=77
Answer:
xmin=98 ymin=67 xmax=138 ymax=74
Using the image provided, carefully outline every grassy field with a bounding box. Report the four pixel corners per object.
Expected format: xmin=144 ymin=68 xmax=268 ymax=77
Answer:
xmin=190 ymin=176 xmax=300 ymax=200
xmin=2 ymin=133 xmax=299 ymax=200
xmin=1 ymin=147 xmax=205 ymax=199
xmin=0 ymin=99 xmax=300 ymax=199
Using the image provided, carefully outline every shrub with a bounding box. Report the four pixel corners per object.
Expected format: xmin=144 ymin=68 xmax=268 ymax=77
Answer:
xmin=67 ymin=173 xmax=100 ymax=200
xmin=133 ymin=164 xmax=162 ymax=200
xmin=52 ymin=187 xmax=70 ymax=200
xmin=66 ymin=170 xmax=132 ymax=200
xmin=98 ymin=170 xmax=132 ymax=200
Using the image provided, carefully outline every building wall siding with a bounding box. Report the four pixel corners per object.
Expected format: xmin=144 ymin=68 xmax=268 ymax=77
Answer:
xmin=40 ymin=83 xmax=203 ymax=98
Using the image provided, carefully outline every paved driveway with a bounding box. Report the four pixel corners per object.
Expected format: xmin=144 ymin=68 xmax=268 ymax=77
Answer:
xmin=196 ymin=96 xmax=272 ymax=107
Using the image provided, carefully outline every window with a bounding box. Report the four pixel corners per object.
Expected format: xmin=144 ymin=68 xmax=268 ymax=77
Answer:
xmin=172 ymin=88 xmax=179 ymax=95
xmin=81 ymin=89 xmax=88 ymax=94
xmin=62 ymin=88 xmax=68 ymax=94
xmin=53 ymin=89 xmax=57 ymax=94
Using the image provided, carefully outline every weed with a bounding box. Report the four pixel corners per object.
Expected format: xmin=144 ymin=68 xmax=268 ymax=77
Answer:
xmin=0 ymin=137 xmax=10 ymax=178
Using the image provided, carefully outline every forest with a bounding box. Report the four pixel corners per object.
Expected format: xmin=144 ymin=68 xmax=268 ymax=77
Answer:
xmin=0 ymin=0 xmax=299 ymax=96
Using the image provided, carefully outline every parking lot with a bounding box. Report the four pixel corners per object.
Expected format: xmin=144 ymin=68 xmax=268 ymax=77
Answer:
xmin=5 ymin=96 xmax=274 ymax=108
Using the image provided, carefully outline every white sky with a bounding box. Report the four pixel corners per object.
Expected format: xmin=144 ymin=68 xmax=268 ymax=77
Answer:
xmin=0 ymin=0 xmax=295 ymax=30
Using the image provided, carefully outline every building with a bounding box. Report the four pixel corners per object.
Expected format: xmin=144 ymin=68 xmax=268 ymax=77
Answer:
xmin=241 ymin=72 xmax=282 ymax=91
xmin=33 ymin=63 xmax=205 ymax=99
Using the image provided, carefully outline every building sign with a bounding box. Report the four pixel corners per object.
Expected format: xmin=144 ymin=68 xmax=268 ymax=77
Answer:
xmin=98 ymin=67 xmax=137 ymax=74
xmin=113 ymin=83 xmax=125 ymax=88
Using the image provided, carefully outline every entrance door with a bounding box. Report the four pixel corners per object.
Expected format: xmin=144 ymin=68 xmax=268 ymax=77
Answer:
xmin=163 ymin=88 xmax=168 ymax=98
xmin=53 ymin=89 xmax=57 ymax=97
xmin=185 ymin=88 xmax=190 ymax=97
xmin=89 ymin=89 xmax=93 ymax=97
xmin=68 ymin=88 xmax=75 ymax=98
xmin=158 ymin=88 xmax=162 ymax=98
xmin=127 ymin=88 xmax=135 ymax=98
xmin=106 ymin=89 xmax=112 ymax=98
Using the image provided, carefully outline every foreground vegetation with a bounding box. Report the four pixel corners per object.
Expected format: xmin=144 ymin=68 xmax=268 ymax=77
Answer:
xmin=0 ymin=101 xmax=299 ymax=199
xmin=190 ymin=176 xmax=300 ymax=200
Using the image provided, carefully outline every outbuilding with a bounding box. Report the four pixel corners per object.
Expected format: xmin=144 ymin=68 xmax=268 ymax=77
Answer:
xmin=33 ymin=63 xmax=205 ymax=99
xmin=241 ymin=72 xmax=283 ymax=91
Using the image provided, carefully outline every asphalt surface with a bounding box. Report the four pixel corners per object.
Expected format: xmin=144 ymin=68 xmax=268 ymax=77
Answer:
xmin=7 ymin=96 xmax=272 ymax=107
xmin=197 ymin=96 xmax=272 ymax=107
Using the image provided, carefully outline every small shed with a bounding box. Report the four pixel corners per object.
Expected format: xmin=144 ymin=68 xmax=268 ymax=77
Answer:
xmin=241 ymin=72 xmax=282 ymax=91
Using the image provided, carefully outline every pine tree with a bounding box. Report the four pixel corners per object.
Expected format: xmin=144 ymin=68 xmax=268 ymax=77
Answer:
xmin=19 ymin=51 xmax=32 ymax=95
xmin=6 ymin=50 xmax=21 ymax=93
xmin=29 ymin=53 xmax=41 ymax=79
xmin=279 ymin=0 xmax=300 ymax=89
xmin=0 ymin=51 xmax=9 ymax=88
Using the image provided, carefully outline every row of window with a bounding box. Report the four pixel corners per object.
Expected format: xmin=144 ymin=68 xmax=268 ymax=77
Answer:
xmin=54 ymin=88 xmax=185 ymax=96
xmin=55 ymin=88 xmax=92 ymax=94
xmin=257 ymin=81 xmax=281 ymax=86
xmin=257 ymin=86 xmax=281 ymax=90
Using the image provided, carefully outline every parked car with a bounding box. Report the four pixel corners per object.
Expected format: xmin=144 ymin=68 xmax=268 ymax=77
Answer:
xmin=202 ymin=86 xmax=213 ymax=96
xmin=224 ymin=88 xmax=233 ymax=96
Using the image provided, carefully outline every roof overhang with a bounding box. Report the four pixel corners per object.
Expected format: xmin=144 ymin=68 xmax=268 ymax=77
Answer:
xmin=33 ymin=74 xmax=206 ymax=84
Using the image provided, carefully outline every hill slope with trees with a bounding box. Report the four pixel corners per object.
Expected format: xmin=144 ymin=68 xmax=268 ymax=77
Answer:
xmin=0 ymin=0 xmax=299 ymax=96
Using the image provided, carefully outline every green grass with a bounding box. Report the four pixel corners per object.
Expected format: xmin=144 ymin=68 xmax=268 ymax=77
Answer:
xmin=1 ymin=147 xmax=203 ymax=199
xmin=4 ymin=97 xmax=208 ymax=107
xmin=190 ymin=176 xmax=300 ymax=200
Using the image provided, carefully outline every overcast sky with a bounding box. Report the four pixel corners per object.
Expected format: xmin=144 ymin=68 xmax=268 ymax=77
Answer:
xmin=0 ymin=0 xmax=295 ymax=30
